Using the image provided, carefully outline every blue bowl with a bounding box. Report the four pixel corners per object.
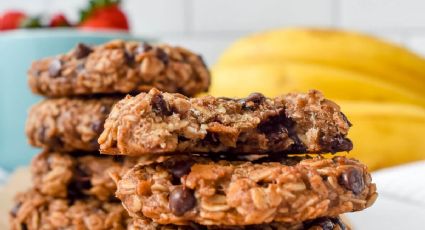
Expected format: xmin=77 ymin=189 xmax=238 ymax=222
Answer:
xmin=0 ymin=29 xmax=150 ymax=171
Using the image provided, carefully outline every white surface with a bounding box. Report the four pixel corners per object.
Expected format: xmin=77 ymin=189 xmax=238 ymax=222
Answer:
xmin=348 ymin=161 xmax=425 ymax=230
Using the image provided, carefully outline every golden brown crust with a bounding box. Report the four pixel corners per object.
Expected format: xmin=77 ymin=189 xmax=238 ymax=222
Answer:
xmin=99 ymin=89 xmax=352 ymax=156
xmin=116 ymin=155 xmax=376 ymax=226
xmin=28 ymin=40 xmax=210 ymax=97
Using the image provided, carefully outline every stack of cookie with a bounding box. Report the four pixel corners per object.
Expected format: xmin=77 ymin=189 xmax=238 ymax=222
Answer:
xmin=98 ymin=89 xmax=378 ymax=229
xmin=9 ymin=40 xmax=211 ymax=229
xmin=9 ymin=39 xmax=377 ymax=230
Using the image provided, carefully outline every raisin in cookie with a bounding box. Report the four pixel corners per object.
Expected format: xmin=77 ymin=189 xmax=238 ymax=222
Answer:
xmin=99 ymin=89 xmax=352 ymax=156
xmin=28 ymin=40 xmax=210 ymax=97
xmin=115 ymin=155 xmax=376 ymax=226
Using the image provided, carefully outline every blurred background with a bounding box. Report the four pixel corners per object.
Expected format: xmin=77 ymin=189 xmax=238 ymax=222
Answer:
xmin=2 ymin=0 xmax=425 ymax=64
xmin=1 ymin=1 xmax=425 ymax=229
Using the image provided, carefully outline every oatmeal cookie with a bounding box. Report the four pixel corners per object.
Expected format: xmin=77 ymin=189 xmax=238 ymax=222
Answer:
xmin=99 ymin=89 xmax=352 ymax=156
xmin=28 ymin=40 xmax=210 ymax=97
xmin=26 ymin=97 xmax=118 ymax=152
xmin=115 ymin=155 xmax=376 ymax=226
xmin=30 ymin=151 xmax=138 ymax=201
xmin=9 ymin=189 xmax=131 ymax=230
xmin=129 ymin=215 xmax=350 ymax=230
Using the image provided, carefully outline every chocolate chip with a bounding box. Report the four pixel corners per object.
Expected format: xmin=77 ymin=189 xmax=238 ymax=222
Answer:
xmin=151 ymin=94 xmax=172 ymax=116
xmin=10 ymin=202 xmax=22 ymax=217
xmin=338 ymin=167 xmax=365 ymax=195
xmin=239 ymin=92 xmax=265 ymax=110
xmin=75 ymin=43 xmax=93 ymax=59
xmin=169 ymin=186 xmax=196 ymax=216
xmin=124 ymin=51 xmax=135 ymax=67
xmin=332 ymin=217 xmax=347 ymax=230
xmin=112 ymin=156 xmax=125 ymax=163
xmin=91 ymin=120 xmax=104 ymax=134
xmin=48 ymin=59 xmax=62 ymax=78
xmin=49 ymin=137 xmax=64 ymax=149
xmin=74 ymin=166 xmax=92 ymax=189
xmin=304 ymin=217 xmax=335 ymax=230
xmin=156 ymin=48 xmax=169 ymax=65
xmin=164 ymin=157 xmax=195 ymax=179
xmin=258 ymin=110 xmax=306 ymax=152
xmin=201 ymin=132 xmax=220 ymax=146
xmin=68 ymin=166 xmax=91 ymax=199
xmin=340 ymin=112 xmax=352 ymax=127
xmin=21 ymin=223 xmax=28 ymax=230
xmin=327 ymin=135 xmax=353 ymax=153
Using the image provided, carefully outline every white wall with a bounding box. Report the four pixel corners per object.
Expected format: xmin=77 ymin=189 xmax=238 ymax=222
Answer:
xmin=2 ymin=0 xmax=425 ymax=65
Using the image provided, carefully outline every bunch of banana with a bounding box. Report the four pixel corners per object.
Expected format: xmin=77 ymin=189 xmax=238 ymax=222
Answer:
xmin=341 ymin=101 xmax=425 ymax=170
xmin=211 ymin=28 xmax=425 ymax=170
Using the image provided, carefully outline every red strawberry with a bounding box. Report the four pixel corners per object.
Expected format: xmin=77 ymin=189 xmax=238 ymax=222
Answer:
xmin=49 ymin=13 xmax=70 ymax=27
xmin=0 ymin=10 xmax=27 ymax=31
xmin=79 ymin=1 xmax=129 ymax=31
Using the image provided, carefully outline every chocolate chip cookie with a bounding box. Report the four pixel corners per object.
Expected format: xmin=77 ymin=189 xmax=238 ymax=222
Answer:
xmin=28 ymin=40 xmax=210 ymax=97
xmin=99 ymin=88 xmax=352 ymax=156
xmin=115 ymin=155 xmax=376 ymax=226
xmin=130 ymin=216 xmax=350 ymax=230
xmin=9 ymin=189 xmax=131 ymax=230
xmin=26 ymin=97 xmax=118 ymax=152
xmin=30 ymin=151 xmax=139 ymax=201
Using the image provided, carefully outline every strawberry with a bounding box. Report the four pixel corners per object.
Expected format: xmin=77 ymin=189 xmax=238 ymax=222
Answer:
xmin=0 ymin=10 xmax=27 ymax=30
xmin=79 ymin=0 xmax=129 ymax=31
xmin=49 ymin=13 xmax=70 ymax=27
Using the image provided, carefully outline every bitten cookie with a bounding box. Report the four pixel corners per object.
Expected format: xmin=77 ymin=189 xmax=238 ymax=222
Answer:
xmin=26 ymin=97 xmax=118 ymax=152
xmin=28 ymin=40 xmax=210 ymax=97
xmin=115 ymin=155 xmax=376 ymax=226
xmin=99 ymin=89 xmax=352 ymax=156
xmin=30 ymin=151 xmax=138 ymax=201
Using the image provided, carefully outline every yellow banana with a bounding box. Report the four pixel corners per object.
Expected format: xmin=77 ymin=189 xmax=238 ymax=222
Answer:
xmin=216 ymin=28 xmax=425 ymax=97
xmin=211 ymin=62 xmax=425 ymax=108
xmin=340 ymin=101 xmax=425 ymax=171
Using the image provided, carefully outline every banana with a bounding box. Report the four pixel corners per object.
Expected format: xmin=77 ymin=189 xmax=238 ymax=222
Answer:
xmin=340 ymin=101 xmax=425 ymax=171
xmin=211 ymin=62 xmax=425 ymax=108
xmin=216 ymin=28 xmax=425 ymax=97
